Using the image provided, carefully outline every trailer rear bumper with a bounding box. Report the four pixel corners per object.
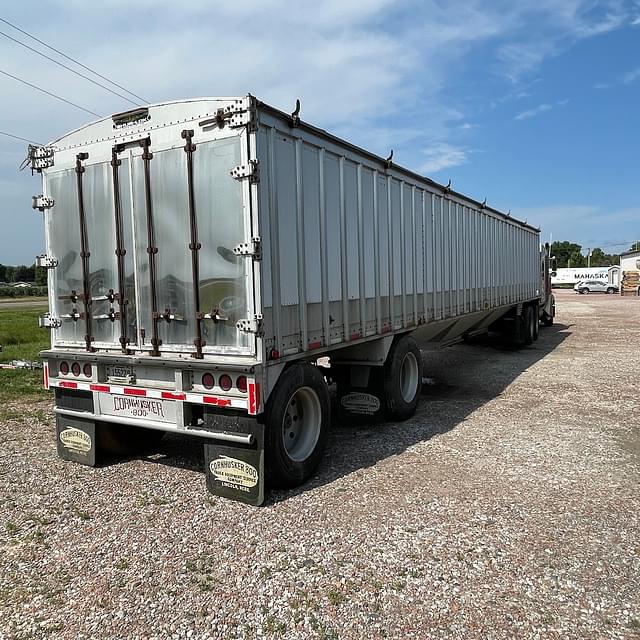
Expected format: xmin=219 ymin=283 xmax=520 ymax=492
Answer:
xmin=54 ymin=407 xmax=254 ymax=444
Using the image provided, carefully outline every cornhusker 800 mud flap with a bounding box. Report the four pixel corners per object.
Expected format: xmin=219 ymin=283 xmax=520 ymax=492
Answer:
xmin=56 ymin=415 xmax=96 ymax=466
xmin=204 ymin=418 xmax=265 ymax=506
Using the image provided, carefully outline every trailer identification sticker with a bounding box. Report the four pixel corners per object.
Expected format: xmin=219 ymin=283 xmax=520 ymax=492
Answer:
xmin=59 ymin=427 xmax=92 ymax=454
xmin=98 ymin=394 xmax=176 ymax=423
xmin=341 ymin=392 xmax=381 ymax=415
xmin=209 ymin=455 xmax=258 ymax=491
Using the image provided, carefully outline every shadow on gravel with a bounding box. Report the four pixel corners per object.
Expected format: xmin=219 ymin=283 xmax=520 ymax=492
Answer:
xmin=128 ymin=323 xmax=571 ymax=503
xmin=269 ymin=322 xmax=572 ymax=504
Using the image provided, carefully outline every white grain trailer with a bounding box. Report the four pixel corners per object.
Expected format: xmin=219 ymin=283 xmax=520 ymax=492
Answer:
xmin=31 ymin=96 xmax=549 ymax=505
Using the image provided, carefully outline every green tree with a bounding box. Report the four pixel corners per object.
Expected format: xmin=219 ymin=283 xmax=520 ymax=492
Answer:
xmin=34 ymin=264 xmax=47 ymax=286
xmin=14 ymin=264 xmax=35 ymax=282
xmin=551 ymin=241 xmax=582 ymax=268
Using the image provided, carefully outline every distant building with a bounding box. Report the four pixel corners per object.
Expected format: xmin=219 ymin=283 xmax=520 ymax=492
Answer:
xmin=620 ymin=249 xmax=640 ymax=272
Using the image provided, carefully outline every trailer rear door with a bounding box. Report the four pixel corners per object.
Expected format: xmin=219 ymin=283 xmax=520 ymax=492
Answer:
xmin=45 ymin=125 xmax=255 ymax=356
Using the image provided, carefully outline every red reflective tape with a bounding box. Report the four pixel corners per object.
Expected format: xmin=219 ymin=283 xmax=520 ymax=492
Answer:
xmin=350 ymin=332 xmax=361 ymax=340
xmin=381 ymin=325 xmax=392 ymax=334
xmin=203 ymin=395 xmax=232 ymax=407
xmin=90 ymin=384 xmax=110 ymax=393
xmin=124 ymin=387 xmax=146 ymax=396
xmin=162 ymin=391 xmax=186 ymax=401
xmin=59 ymin=381 xmax=77 ymax=389
xmin=43 ymin=364 xmax=49 ymax=390
xmin=248 ymin=383 xmax=256 ymax=414
xmin=308 ymin=341 xmax=322 ymax=350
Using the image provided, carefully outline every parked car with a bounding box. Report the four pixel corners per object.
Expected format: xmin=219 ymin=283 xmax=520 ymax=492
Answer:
xmin=574 ymin=280 xmax=618 ymax=294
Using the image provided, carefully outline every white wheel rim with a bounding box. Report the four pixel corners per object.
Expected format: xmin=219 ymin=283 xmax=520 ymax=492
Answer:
xmin=399 ymin=352 xmax=419 ymax=403
xmin=282 ymin=387 xmax=322 ymax=462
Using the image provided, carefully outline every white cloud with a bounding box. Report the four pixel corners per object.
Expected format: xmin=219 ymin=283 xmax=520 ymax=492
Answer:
xmin=515 ymin=103 xmax=553 ymax=120
xmin=419 ymin=143 xmax=470 ymax=174
xmin=622 ymin=66 xmax=640 ymax=84
xmin=494 ymin=1 xmax=631 ymax=82
xmin=594 ymin=64 xmax=640 ymax=89
xmin=514 ymin=98 xmax=568 ymax=120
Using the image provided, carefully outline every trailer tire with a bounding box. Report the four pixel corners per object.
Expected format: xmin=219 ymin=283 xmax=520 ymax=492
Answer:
xmin=97 ymin=423 xmax=165 ymax=456
xmin=382 ymin=335 xmax=422 ymax=421
xmin=531 ymin=303 xmax=539 ymax=341
xmin=523 ymin=305 xmax=536 ymax=345
xmin=542 ymin=312 xmax=554 ymax=327
xmin=264 ymin=363 xmax=330 ymax=489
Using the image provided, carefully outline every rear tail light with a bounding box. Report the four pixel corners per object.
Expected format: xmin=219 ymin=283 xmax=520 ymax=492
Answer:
xmin=236 ymin=376 xmax=247 ymax=393
xmin=71 ymin=362 xmax=81 ymax=377
xmin=59 ymin=361 xmax=69 ymax=375
xmin=83 ymin=363 xmax=92 ymax=377
xmin=202 ymin=373 xmax=215 ymax=389
xmin=219 ymin=374 xmax=232 ymax=391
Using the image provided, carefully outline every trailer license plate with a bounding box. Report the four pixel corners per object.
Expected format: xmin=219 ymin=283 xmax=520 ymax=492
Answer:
xmin=107 ymin=365 xmax=134 ymax=382
xmin=98 ymin=394 xmax=176 ymax=423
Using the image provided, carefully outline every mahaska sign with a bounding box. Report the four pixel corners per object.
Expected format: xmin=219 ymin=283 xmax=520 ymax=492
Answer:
xmin=551 ymin=267 xmax=611 ymax=285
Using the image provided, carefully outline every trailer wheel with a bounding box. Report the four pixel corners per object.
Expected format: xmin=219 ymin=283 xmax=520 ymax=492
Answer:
xmin=523 ymin=305 xmax=536 ymax=345
xmin=264 ymin=363 xmax=330 ymax=489
xmin=382 ymin=335 xmax=422 ymax=421
xmin=542 ymin=312 xmax=554 ymax=327
xmin=97 ymin=423 xmax=165 ymax=456
xmin=531 ymin=303 xmax=539 ymax=341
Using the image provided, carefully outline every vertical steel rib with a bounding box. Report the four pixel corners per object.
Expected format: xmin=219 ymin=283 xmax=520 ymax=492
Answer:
xmin=386 ymin=176 xmax=394 ymax=328
xmin=140 ymin=137 xmax=161 ymax=356
xmin=339 ymin=156 xmax=349 ymax=339
xmin=294 ymin=138 xmax=307 ymax=350
xmin=372 ymin=170 xmax=381 ymax=334
xmin=182 ymin=129 xmax=204 ymax=359
xmin=111 ymin=146 xmax=129 ymax=354
xmin=318 ymin=148 xmax=330 ymax=346
xmin=74 ymin=152 xmax=94 ymax=352
xmin=356 ymin=164 xmax=365 ymax=336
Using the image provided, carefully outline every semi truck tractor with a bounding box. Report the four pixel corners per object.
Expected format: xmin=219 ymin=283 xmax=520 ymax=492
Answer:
xmin=30 ymin=95 xmax=554 ymax=504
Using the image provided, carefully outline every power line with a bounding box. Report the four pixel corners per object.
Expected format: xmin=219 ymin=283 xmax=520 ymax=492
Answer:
xmin=0 ymin=16 xmax=148 ymax=104
xmin=0 ymin=68 xmax=101 ymax=117
xmin=0 ymin=130 xmax=42 ymax=145
xmin=0 ymin=28 xmax=139 ymax=106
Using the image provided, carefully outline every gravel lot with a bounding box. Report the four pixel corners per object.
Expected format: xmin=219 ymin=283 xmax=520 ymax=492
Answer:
xmin=1 ymin=290 xmax=639 ymax=640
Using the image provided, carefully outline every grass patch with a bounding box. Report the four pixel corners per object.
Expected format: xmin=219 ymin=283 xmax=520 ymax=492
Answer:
xmin=0 ymin=309 xmax=49 ymax=361
xmin=0 ymin=309 xmax=51 ymax=410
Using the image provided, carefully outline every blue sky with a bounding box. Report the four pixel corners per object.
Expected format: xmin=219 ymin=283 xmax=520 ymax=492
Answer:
xmin=0 ymin=0 xmax=638 ymax=264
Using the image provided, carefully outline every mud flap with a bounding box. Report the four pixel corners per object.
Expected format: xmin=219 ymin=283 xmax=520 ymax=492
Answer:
xmin=56 ymin=414 xmax=97 ymax=467
xmin=338 ymin=390 xmax=385 ymax=421
xmin=204 ymin=419 xmax=265 ymax=506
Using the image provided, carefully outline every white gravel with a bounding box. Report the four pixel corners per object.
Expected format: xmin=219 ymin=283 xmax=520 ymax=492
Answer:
xmin=1 ymin=290 xmax=639 ymax=640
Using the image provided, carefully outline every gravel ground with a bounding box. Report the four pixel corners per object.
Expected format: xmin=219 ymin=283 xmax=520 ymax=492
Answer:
xmin=1 ymin=290 xmax=639 ymax=640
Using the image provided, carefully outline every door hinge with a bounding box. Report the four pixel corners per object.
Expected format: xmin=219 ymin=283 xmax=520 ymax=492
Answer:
xmin=236 ymin=314 xmax=263 ymax=336
xmin=29 ymin=145 xmax=55 ymax=172
xmin=230 ymin=160 xmax=259 ymax=183
xmin=198 ymin=98 xmax=257 ymax=131
xmin=35 ymin=254 xmax=58 ymax=268
xmin=233 ymin=237 xmax=261 ymax=259
xmin=39 ymin=314 xmax=61 ymax=329
xmin=32 ymin=195 xmax=55 ymax=211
